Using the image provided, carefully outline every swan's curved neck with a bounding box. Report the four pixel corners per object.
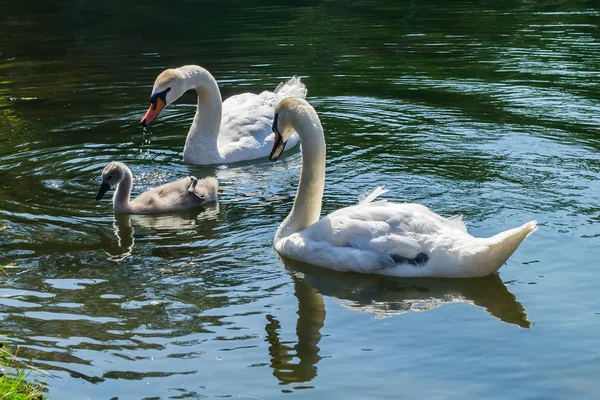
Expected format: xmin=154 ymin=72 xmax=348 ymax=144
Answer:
xmin=276 ymin=111 xmax=326 ymax=242
xmin=181 ymin=66 xmax=223 ymax=164
xmin=113 ymin=166 xmax=133 ymax=214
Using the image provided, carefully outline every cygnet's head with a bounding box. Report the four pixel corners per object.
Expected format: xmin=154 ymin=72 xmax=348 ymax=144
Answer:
xmin=269 ymin=97 xmax=317 ymax=162
xmin=140 ymin=68 xmax=187 ymax=127
xmin=96 ymin=161 xmax=126 ymax=201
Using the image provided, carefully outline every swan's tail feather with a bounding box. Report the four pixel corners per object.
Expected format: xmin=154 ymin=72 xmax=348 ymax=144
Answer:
xmin=358 ymin=186 xmax=389 ymax=205
xmin=274 ymin=76 xmax=307 ymax=99
xmin=474 ymin=220 xmax=538 ymax=276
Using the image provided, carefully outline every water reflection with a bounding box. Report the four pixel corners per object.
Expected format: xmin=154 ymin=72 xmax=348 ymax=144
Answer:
xmin=101 ymin=214 xmax=135 ymax=261
xmin=288 ymin=258 xmax=529 ymax=326
xmin=100 ymin=204 xmax=220 ymax=261
xmin=266 ymin=273 xmax=324 ymax=385
xmin=267 ymin=257 xmax=530 ymax=385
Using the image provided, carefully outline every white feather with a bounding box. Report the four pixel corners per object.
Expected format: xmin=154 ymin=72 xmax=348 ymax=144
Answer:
xmin=358 ymin=186 xmax=388 ymax=205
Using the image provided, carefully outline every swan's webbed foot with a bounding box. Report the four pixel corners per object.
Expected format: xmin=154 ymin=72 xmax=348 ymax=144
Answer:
xmin=187 ymin=176 xmax=205 ymax=202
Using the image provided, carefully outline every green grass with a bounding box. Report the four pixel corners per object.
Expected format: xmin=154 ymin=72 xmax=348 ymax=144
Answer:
xmin=0 ymin=372 xmax=44 ymax=400
xmin=0 ymin=342 xmax=45 ymax=400
xmin=0 ymin=264 xmax=46 ymax=399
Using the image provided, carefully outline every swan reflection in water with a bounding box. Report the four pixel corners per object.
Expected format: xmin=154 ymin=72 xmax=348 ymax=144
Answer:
xmin=100 ymin=204 xmax=220 ymax=261
xmin=266 ymin=257 xmax=530 ymax=385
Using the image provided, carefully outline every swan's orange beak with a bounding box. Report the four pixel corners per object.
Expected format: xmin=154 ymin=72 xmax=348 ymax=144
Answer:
xmin=141 ymin=98 xmax=165 ymax=127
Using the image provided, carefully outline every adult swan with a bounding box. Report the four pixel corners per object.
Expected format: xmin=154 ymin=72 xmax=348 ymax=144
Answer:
xmin=268 ymin=98 xmax=537 ymax=278
xmin=141 ymin=65 xmax=306 ymax=165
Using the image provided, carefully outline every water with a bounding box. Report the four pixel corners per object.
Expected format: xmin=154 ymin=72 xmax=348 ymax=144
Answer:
xmin=1 ymin=0 xmax=599 ymax=398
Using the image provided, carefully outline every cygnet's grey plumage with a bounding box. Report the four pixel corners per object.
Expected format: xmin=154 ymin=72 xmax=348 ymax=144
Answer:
xmin=96 ymin=161 xmax=218 ymax=214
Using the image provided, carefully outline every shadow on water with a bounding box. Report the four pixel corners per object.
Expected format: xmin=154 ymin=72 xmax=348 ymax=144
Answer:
xmin=266 ymin=256 xmax=530 ymax=385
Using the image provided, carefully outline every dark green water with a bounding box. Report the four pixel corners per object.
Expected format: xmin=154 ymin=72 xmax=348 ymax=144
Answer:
xmin=1 ymin=0 xmax=599 ymax=398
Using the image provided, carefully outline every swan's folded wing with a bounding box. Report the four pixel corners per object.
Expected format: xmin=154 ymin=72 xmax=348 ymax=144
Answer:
xmin=221 ymin=91 xmax=300 ymax=148
xmin=276 ymin=232 xmax=396 ymax=274
xmin=220 ymin=93 xmax=275 ymax=145
xmin=299 ymin=202 xmax=469 ymax=266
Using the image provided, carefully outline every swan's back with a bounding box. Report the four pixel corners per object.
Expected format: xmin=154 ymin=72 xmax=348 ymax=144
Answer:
xmin=217 ymin=77 xmax=306 ymax=160
xmin=306 ymin=201 xmax=470 ymax=247
xmin=277 ymin=198 xmax=536 ymax=278
xmin=130 ymin=176 xmax=217 ymax=214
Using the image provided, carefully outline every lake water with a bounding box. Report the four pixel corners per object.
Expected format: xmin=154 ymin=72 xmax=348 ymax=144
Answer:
xmin=1 ymin=0 xmax=599 ymax=398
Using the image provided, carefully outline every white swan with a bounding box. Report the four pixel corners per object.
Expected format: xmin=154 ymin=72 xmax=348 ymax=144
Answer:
xmin=140 ymin=65 xmax=306 ymax=165
xmin=96 ymin=161 xmax=218 ymax=214
xmin=268 ymin=98 xmax=538 ymax=278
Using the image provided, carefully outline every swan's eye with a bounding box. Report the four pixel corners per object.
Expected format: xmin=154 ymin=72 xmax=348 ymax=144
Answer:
xmin=108 ymin=175 xmax=113 ymax=180
xmin=150 ymin=87 xmax=172 ymax=104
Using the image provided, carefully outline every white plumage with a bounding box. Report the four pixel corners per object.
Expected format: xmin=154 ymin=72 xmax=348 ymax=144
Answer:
xmin=269 ymin=98 xmax=537 ymax=278
xmin=141 ymin=65 xmax=306 ymax=165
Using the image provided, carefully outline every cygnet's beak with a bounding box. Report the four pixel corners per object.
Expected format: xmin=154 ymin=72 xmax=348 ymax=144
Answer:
xmin=141 ymin=98 xmax=166 ymax=127
xmin=96 ymin=182 xmax=111 ymax=201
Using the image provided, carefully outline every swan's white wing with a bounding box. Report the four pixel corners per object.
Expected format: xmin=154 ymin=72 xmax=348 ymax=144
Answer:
xmin=217 ymin=78 xmax=305 ymax=162
xmin=220 ymin=92 xmax=276 ymax=144
xmin=277 ymin=201 xmax=473 ymax=275
xmin=311 ymin=202 xmax=458 ymax=252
